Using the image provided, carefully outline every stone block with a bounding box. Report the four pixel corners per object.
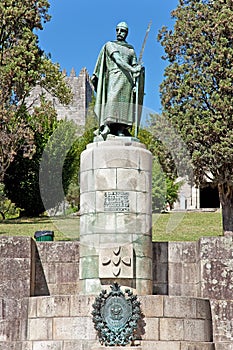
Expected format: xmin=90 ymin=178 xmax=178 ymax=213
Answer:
xmin=135 ymin=279 xmax=153 ymax=296
xmin=168 ymin=242 xmax=183 ymax=263
xmin=138 ymin=148 xmax=152 ymax=172
xmin=135 ymin=256 xmax=152 ymax=280
xmin=116 ymin=168 xmax=147 ymax=191
xmin=136 ymin=192 xmax=152 ymax=215
xmin=198 ymin=236 xmax=233 ymax=260
xmin=28 ymin=298 xmax=37 ymax=318
xmin=92 ymin=144 xmax=140 ymax=170
xmin=142 ymin=341 xmax=181 ymax=350
xmin=0 ymin=237 xmax=33 ymax=259
xmin=22 ymin=342 xmax=33 ymax=350
xmin=180 ymin=343 xmax=215 ymax=350
xmin=181 ymin=242 xmax=198 ymax=263
xmin=0 ymin=237 xmax=35 ymax=298
xmin=53 ymin=317 xmax=95 ymax=340
xmin=36 ymin=241 xmax=79 ymax=263
xmin=168 ymin=283 xmax=182 ymax=296
xmin=153 ymin=262 xmax=168 ymax=284
xmin=214 ymin=343 xmax=233 ymax=350
xmin=79 ymin=256 xmax=99 ymax=279
xmin=139 ymin=317 xmax=159 ymax=340
xmin=80 ymin=192 xmax=96 ymax=215
xmin=164 ymin=296 xmax=196 ymax=319
xmin=32 ymin=341 xmax=63 ymax=350
xmin=99 ymin=244 xmax=133 ymax=279
xmin=183 ymin=319 xmax=212 ymax=341
xmin=0 ymin=342 xmax=32 ymax=350
xmin=80 ymin=148 xmax=93 ymax=172
xmin=133 ymin=236 xmax=152 ymax=259
xmin=64 ymin=340 xmax=99 ymax=350
xmin=168 ymin=283 xmax=199 ymax=297
xmin=135 ymin=214 xmax=152 ymax=235
xmin=196 ymin=298 xmax=212 ymax=319
xmin=70 ymin=295 xmax=95 ymax=317
xmin=139 ymin=296 xmax=163 ymax=317
xmin=182 ymin=263 xmax=198 ymax=284
xmin=210 ymin=299 xmax=233 ymax=342
xmin=79 ymin=279 xmax=101 ymax=295
xmin=80 ymin=213 xmax=105 ymax=236
xmin=36 ymin=296 xmax=70 ymax=317
xmin=94 ymin=168 xmax=117 ymax=190
xmin=200 ymin=259 xmax=233 ymax=299
xmin=160 ymin=318 xmax=184 ymax=341
xmin=56 ymin=262 xmax=79 ymax=284
xmin=153 ymin=283 xmax=168 ymax=295
xmin=48 ymin=283 xmax=79 ymax=296
xmin=27 ymin=318 xmax=53 ymax=340
xmin=153 ymin=242 xmax=168 ymax=263
xmin=0 ymin=298 xmax=28 ymax=341
xmin=168 ymin=262 xmax=183 ymax=284
xmin=80 ymin=170 xmax=95 ymax=193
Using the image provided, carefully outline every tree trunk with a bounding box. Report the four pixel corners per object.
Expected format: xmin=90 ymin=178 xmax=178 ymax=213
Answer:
xmin=218 ymin=183 xmax=233 ymax=236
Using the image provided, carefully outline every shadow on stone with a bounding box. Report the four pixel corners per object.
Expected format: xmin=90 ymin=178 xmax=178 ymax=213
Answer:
xmin=34 ymin=244 xmax=49 ymax=296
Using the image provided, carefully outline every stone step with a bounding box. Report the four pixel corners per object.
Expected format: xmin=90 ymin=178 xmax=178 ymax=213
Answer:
xmin=214 ymin=343 xmax=233 ymax=350
xmin=27 ymin=295 xmax=213 ymax=343
xmin=1 ymin=340 xmax=215 ymax=350
xmin=28 ymin=295 xmax=212 ymax=319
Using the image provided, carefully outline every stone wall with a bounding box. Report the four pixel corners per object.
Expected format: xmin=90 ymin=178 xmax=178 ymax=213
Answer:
xmin=0 ymin=236 xmax=232 ymax=348
xmin=34 ymin=241 xmax=80 ymax=296
xmin=0 ymin=237 xmax=35 ymax=298
xmin=26 ymin=295 xmax=213 ymax=350
xmin=26 ymin=67 xmax=93 ymax=127
xmin=152 ymin=237 xmax=233 ymax=348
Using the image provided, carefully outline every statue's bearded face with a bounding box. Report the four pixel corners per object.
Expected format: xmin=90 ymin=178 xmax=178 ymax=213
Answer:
xmin=116 ymin=27 xmax=128 ymax=41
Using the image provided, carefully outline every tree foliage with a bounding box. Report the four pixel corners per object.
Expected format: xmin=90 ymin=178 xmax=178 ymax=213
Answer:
xmin=4 ymin=102 xmax=80 ymax=216
xmin=158 ymin=0 xmax=233 ymax=233
xmin=138 ymin=126 xmax=180 ymax=211
xmin=0 ymin=0 xmax=71 ymax=180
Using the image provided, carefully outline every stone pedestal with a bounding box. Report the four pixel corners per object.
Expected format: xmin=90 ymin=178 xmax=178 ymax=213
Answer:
xmin=79 ymin=138 xmax=153 ymax=295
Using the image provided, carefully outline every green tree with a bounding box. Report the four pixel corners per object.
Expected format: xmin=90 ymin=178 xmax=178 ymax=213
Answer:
xmin=65 ymin=103 xmax=98 ymax=211
xmin=158 ymin=0 xmax=233 ymax=234
xmin=138 ymin=126 xmax=180 ymax=211
xmin=151 ymin=158 xmax=166 ymax=212
xmin=0 ymin=0 xmax=71 ymax=181
xmin=4 ymin=102 xmax=78 ymax=216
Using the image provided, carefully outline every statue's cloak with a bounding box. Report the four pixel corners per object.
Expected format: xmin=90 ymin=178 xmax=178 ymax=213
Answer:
xmin=92 ymin=41 xmax=144 ymax=128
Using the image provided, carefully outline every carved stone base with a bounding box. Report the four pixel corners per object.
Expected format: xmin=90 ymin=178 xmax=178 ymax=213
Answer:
xmin=79 ymin=139 xmax=153 ymax=295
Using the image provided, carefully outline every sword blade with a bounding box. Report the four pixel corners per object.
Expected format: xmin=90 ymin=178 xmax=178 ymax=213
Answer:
xmin=138 ymin=20 xmax=152 ymax=64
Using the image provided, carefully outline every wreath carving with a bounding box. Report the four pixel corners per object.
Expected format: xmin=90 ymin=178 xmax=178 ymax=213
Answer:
xmin=92 ymin=282 xmax=141 ymax=346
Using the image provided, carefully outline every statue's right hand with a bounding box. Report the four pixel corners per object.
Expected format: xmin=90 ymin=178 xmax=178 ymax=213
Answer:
xmin=132 ymin=64 xmax=142 ymax=78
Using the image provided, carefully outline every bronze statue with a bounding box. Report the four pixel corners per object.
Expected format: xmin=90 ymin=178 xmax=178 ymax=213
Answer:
xmin=91 ymin=22 xmax=144 ymax=139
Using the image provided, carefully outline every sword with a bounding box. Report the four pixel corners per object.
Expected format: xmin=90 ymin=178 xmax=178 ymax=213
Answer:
xmin=134 ymin=21 xmax=152 ymax=138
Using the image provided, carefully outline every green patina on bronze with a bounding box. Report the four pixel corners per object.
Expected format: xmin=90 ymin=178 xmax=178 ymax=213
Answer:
xmin=91 ymin=22 xmax=144 ymax=138
xmin=92 ymin=282 xmax=141 ymax=346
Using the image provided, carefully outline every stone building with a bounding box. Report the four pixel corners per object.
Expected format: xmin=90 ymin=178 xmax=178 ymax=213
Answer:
xmin=26 ymin=67 xmax=93 ymax=127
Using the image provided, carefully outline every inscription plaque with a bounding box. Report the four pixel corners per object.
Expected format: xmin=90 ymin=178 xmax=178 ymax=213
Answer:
xmin=104 ymin=192 xmax=129 ymax=212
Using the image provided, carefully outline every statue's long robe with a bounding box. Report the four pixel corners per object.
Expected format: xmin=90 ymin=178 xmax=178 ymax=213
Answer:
xmin=93 ymin=40 xmax=139 ymax=128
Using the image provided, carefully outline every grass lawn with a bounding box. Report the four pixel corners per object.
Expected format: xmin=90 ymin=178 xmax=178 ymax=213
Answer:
xmin=152 ymin=210 xmax=222 ymax=241
xmin=0 ymin=211 xmax=222 ymax=242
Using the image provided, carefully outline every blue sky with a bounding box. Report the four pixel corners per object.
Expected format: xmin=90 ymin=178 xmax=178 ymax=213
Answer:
xmin=38 ymin=0 xmax=178 ymax=116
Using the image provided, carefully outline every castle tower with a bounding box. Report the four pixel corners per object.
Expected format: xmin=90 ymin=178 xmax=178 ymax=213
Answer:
xmin=26 ymin=67 xmax=94 ymax=126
